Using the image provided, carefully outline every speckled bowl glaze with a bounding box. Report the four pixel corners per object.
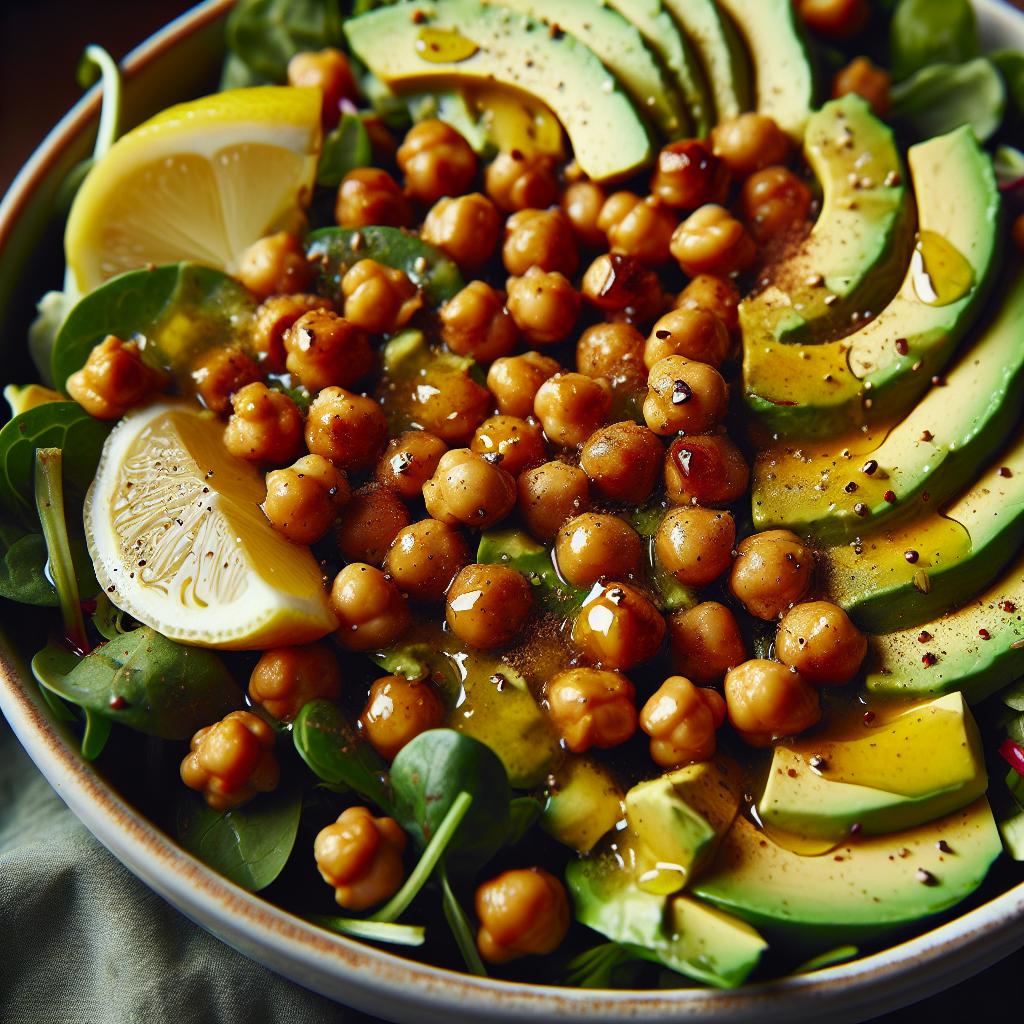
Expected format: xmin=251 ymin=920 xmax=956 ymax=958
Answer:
xmin=1 ymin=2 xmax=1023 ymax=1020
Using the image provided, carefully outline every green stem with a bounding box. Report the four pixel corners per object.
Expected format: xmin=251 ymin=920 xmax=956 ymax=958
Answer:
xmin=310 ymin=916 xmax=425 ymax=947
xmin=371 ymin=791 xmax=473 ymax=923
xmin=80 ymin=45 xmax=122 ymax=162
xmin=439 ymin=864 xmax=487 ymax=977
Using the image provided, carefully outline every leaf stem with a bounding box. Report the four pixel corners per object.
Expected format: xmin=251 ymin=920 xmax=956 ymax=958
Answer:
xmin=310 ymin=916 xmax=425 ymax=947
xmin=80 ymin=45 xmax=123 ymax=162
xmin=439 ymin=864 xmax=487 ymax=977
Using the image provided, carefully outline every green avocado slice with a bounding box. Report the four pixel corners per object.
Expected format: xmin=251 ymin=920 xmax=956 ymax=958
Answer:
xmin=344 ymin=0 xmax=653 ymax=181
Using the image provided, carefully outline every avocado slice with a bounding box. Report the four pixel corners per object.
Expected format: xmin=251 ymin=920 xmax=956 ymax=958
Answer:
xmin=752 ymin=270 xmax=1024 ymax=542
xmin=693 ymin=798 xmax=1002 ymax=943
xmin=715 ymin=0 xmax=815 ymax=140
xmin=541 ymin=756 xmax=624 ymax=853
xmin=759 ymin=694 xmax=987 ymax=843
xmin=344 ymin=0 xmax=653 ymax=181
xmin=745 ymin=125 xmax=1000 ymax=440
xmin=865 ymin=547 xmax=1024 ymax=704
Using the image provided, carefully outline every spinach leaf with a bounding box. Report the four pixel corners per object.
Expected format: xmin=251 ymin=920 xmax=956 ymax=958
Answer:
xmin=889 ymin=0 xmax=978 ymax=81
xmin=564 ymin=942 xmax=650 ymax=989
xmin=476 ymin=529 xmax=588 ymax=615
xmin=317 ymin=113 xmax=372 ymax=186
xmin=505 ymin=795 xmax=543 ymax=846
xmin=31 ymin=646 xmax=81 ymax=723
xmin=81 ymin=708 xmax=113 ymax=761
xmin=176 ymin=786 xmax=302 ymax=891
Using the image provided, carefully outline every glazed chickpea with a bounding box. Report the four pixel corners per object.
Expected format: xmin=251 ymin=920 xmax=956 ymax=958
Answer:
xmin=314 ymin=806 xmax=407 ymax=911
xmin=555 ymin=513 xmax=643 ymax=588
xmin=775 ymin=600 xmax=867 ymax=685
xmin=360 ymin=674 xmax=445 ymax=760
xmin=576 ymin=322 xmax=646 ymax=388
xmin=669 ymin=602 xmax=747 ymax=683
xmin=729 ymin=529 xmax=815 ymax=621
xmin=675 ymin=274 xmax=741 ymax=336
xmin=664 ymin=433 xmax=750 ymax=507
xmin=651 ymin=139 xmax=730 ymax=211
xmin=640 ymin=676 xmax=727 ymax=768
xmin=598 ymin=192 xmax=678 ymax=266
xmin=517 ymin=461 xmax=590 ymax=542
xmin=190 ymin=345 xmax=261 ymax=415
xmin=397 ymin=119 xmax=477 ymax=204
xmin=236 ymin=231 xmax=311 ymax=298
xmin=471 ymin=415 xmax=547 ymax=476
xmin=581 ymin=253 xmax=665 ymax=324
xmin=331 ymin=562 xmax=411 ymax=650
xmin=224 ymin=382 xmax=304 ymax=465
xmin=252 ymin=293 xmax=332 ymax=373
xmin=485 ymin=149 xmax=559 ymax=212
xmin=561 ymin=180 xmax=606 ymax=246
xmin=180 ymin=711 xmax=278 ymax=811
xmin=502 ymin=208 xmax=579 ymax=277
xmin=487 ymin=351 xmax=560 ymax=418
xmin=423 ymin=448 xmax=517 ymax=528
xmin=475 ymin=868 xmax=570 ymax=964
xmin=335 ymin=167 xmax=411 ymax=229
xmin=799 ymin=0 xmax=869 ymax=38
xmin=248 ymin=642 xmax=342 ymax=722
xmin=408 ymin=366 xmax=493 ymax=445
xmin=580 ymin=422 xmax=663 ymax=504
xmin=670 ymin=204 xmax=757 ymax=278
xmin=572 ymin=581 xmax=666 ymax=671
xmin=66 ymin=335 xmax=168 ymax=420
xmin=283 ymin=308 xmax=375 ymax=392
xmin=644 ymin=307 xmax=731 ymax=370
xmin=305 ymin=386 xmax=388 ymax=471
xmin=336 ymin=483 xmax=410 ymax=565
xmin=374 ymin=430 xmax=448 ymax=500
xmin=287 ymin=48 xmax=357 ymax=127
xmin=506 ymin=267 xmax=581 ymax=345
xmin=545 ymin=668 xmax=638 ymax=753
xmin=711 ymin=114 xmax=792 ymax=178
xmin=440 ymin=281 xmax=519 ymax=364
xmin=643 ymin=355 xmax=729 ymax=436
xmin=534 ymin=373 xmax=612 ymax=448
xmin=385 ymin=519 xmax=469 ymax=602
xmin=421 ymin=192 xmax=502 ymax=269
xmin=724 ymin=659 xmax=821 ymax=746
xmin=446 ymin=563 xmax=533 ymax=649
xmin=341 ymin=259 xmax=422 ymax=335
xmin=741 ymin=166 xmax=813 ymax=246
xmin=833 ymin=57 xmax=891 ymax=117
xmin=655 ymin=507 xmax=735 ymax=587
xmin=263 ymin=453 xmax=350 ymax=545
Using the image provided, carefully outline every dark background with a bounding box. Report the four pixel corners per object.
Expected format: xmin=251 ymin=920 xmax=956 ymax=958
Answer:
xmin=0 ymin=1 xmax=1021 ymax=1021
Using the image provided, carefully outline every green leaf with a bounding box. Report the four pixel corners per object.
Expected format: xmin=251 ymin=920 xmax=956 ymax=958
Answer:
xmin=91 ymin=592 xmax=128 ymax=641
xmin=317 ymin=113 xmax=372 ymax=186
xmin=32 ymin=646 xmax=80 ymax=723
xmin=1003 ymin=677 xmax=1024 ymax=712
xmin=439 ymin=864 xmax=487 ymax=976
xmin=81 ymin=708 xmax=112 ymax=761
xmin=505 ymin=796 xmax=543 ymax=847
xmin=994 ymin=145 xmax=1024 ymax=189
xmin=890 ymin=0 xmax=978 ymax=81
xmin=992 ymin=50 xmax=1024 ymax=121
xmin=310 ymin=916 xmax=426 ymax=945
xmin=176 ymin=786 xmax=302 ymax=891
xmin=793 ymin=945 xmax=860 ymax=974
xmin=564 ymin=943 xmax=652 ymax=989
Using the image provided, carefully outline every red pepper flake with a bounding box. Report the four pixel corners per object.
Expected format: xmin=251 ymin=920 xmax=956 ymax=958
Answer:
xmin=895 ymin=338 xmax=909 ymax=355
xmin=918 ymin=630 xmax=932 ymax=643
xmin=904 ymin=549 xmax=919 ymax=563
xmin=999 ymin=738 xmax=1024 ymax=777
xmin=931 ymin=375 xmax=946 ymax=387
xmin=863 ymin=710 xmax=876 ymax=725
xmin=861 ymin=459 xmax=878 ymax=475
xmin=922 ymin=491 xmax=931 ymax=502
xmin=978 ymin=628 xmax=991 ymax=640
xmin=883 ymin=489 xmax=897 ymax=503
xmin=999 ymin=466 xmax=1013 ymax=478
xmin=787 ymin=768 xmax=798 ymax=778
xmin=999 ymin=600 xmax=1017 ymax=613
xmin=921 ymin=652 xmax=937 ymax=667
xmin=109 ymin=695 xmax=127 ymax=711
xmin=920 ymin=429 xmax=934 ymax=442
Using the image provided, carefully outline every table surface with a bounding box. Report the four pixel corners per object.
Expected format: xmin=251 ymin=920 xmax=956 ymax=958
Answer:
xmin=0 ymin=1 xmax=1021 ymax=1021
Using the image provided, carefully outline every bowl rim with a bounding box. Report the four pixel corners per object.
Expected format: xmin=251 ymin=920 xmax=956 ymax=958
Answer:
xmin=1 ymin=1 xmax=1023 ymax=1021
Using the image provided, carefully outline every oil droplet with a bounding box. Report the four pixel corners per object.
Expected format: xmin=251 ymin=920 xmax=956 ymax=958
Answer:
xmin=415 ymin=26 xmax=479 ymax=63
xmin=910 ymin=231 xmax=974 ymax=307
xmin=463 ymin=84 xmax=564 ymax=158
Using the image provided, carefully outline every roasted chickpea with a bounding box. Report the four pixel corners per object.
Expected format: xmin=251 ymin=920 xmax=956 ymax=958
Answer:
xmin=668 ymin=601 xmax=747 ymax=683
xmin=287 ymin=48 xmax=357 ymax=127
xmin=263 ymin=453 xmax=350 ymax=545
xmin=775 ymin=600 xmax=867 ymax=685
xmin=305 ymin=386 xmax=389 ymax=471
xmin=741 ymin=166 xmax=813 ymax=246
xmin=506 ymin=267 xmax=581 ymax=345
xmin=729 ymin=529 xmax=815 ymax=620
xmin=675 ymin=274 xmax=741 ymax=335
xmin=655 ymin=507 xmax=736 ymax=587
xmin=644 ymin=307 xmax=731 ymax=370
xmin=475 ymin=868 xmax=571 ymax=964
xmin=545 ymin=668 xmax=638 ymax=753
xmin=190 ymin=345 xmax=261 ymax=415
xmin=670 ymin=204 xmax=757 ymax=278
xmin=576 ymin=322 xmax=646 ymax=388
xmin=572 ymin=581 xmax=666 ymax=670
xmin=341 ymin=259 xmax=422 ymax=335
xmin=799 ymin=0 xmax=869 ymax=38
xmin=236 ymin=231 xmax=312 ymax=298
xmin=421 ymin=192 xmax=502 ymax=269
xmin=487 ymin=351 xmax=561 ymax=418
xmin=833 ymin=56 xmax=891 ymax=116
xmin=397 ymin=119 xmax=477 ymax=203
xmin=485 ymin=149 xmax=559 ymax=212
xmin=534 ymin=373 xmax=612 ymax=448
xmin=598 ymin=192 xmax=678 ymax=266
xmin=385 ymin=519 xmax=469 ymax=602
xmin=664 ymin=433 xmax=750 ymax=507
xmin=581 ymin=253 xmax=665 ymax=323
xmin=423 ymin=448 xmax=517 ymax=528
xmin=561 ymin=180 xmax=606 ymax=246
xmin=335 ymin=167 xmax=412 ymax=229
xmin=651 ymin=139 xmax=730 ymax=211
xmin=336 ymin=483 xmax=410 ymax=565
xmin=252 ymin=293 xmax=332 ymax=373
xmin=375 ymin=430 xmax=448 ymax=500
xmin=283 ymin=308 xmax=375 ymax=392
xmin=315 ymin=806 xmax=407 ymax=911
xmin=711 ymin=113 xmax=792 ymax=178
xmin=224 ymin=382 xmax=304 ymax=465
xmin=471 ymin=415 xmax=547 ymax=476
xmin=502 ymin=208 xmax=579 ymax=277
xmin=555 ymin=513 xmax=643 ymax=588
xmin=249 ymin=642 xmax=342 ymax=722
xmin=640 ymin=676 xmax=727 ymax=768
xmin=517 ymin=461 xmax=590 ymax=542
xmin=643 ymin=355 xmax=729 ymax=436
xmin=331 ymin=562 xmax=411 ymax=650
xmin=408 ymin=365 xmax=493 ymax=445
xmin=360 ymin=674 xmax=445 ymax=760
xmin=180 ymin=711 xmax=278 ymax=811
xmin=440 ymin=282 xmax=519 ymax=363
xmin=580 ymin=422 xmax=663 ymax=504
xmin=66 ymin=335 xmax=168 ymax=420
xmin=724 ymin=659 xmax=821 ymax=746
xmin=446 ymin=563 xmax=533 ymax=649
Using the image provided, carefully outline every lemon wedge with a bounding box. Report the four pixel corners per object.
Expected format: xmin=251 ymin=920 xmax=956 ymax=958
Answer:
xmin=66 ymin=86 xmax=322 ymax=294
xmin=85 ymin=401 xmax=338 ymax=650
